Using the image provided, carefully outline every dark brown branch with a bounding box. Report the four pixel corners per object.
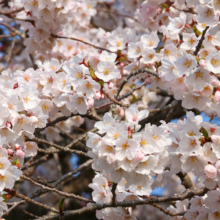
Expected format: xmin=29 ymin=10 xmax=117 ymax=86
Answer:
xmin=36 ymin=187 xmax=208 ymax=220
xmin=165 ymin=100 xmax=181 ymax=123
xmin=4 ymin=188 xmax=59 ymax=213
xmin=32 ymin=137 xmax=90 ymax=157
xmin=3 ymin=36 xmax=16 ymax=70
xmin=176 ymin=172 xmax=194 ymax=190
xmin=193 ymin=26 xmax=209 ymax=56
xmin=111 ymin=183 xmax=117 ymax=207
xmin=35 ymin=112 xmax=101 ymax=133
xmin=21 ymin=175 xmax=93 ymax=203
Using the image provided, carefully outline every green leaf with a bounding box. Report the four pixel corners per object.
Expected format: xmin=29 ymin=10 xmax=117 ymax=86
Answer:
xmin=2 ymin=194 xmax=9 ymax=202
xmin=98 ymin=80 xmax=104 ymax=87
xmin=200 ymin=127 xmax=209 ymax=140
xmin=160 ymin=3 xmax=168 ymax=10
xmin=59 ymin=197 xmax=66 ymax=211
xmin=88 ymin=61 xmax=97 ymax=80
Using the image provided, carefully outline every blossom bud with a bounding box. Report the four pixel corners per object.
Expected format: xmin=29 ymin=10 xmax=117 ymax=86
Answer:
xmin=157 ymin=7 xmax=162 ymax=14
xmin=108 ymin=82 xmax=114 ymax=89
xmin=30 ymin=116 xmax=38 ymax=124
xmin=118 ymin=108 xmax=124 ymax=117
xmin=16 ymin=149 xmax=25 ymax=158
xmin=95 ymin=91 xmax=101 ymax=99
xmin=204 ymin=164 xmax=217 ymax=179
xmin=6 ymin=121 xmax=11 ymax=128
xmin=193 ymin=14 xmax=197 ymax=22
xmin=136 ymin=150 xmax=144 ymax=161
xmin=14 ymin=144 xmax=20 ymax=151
xmin=7 ymin=149 xmax=14 ymax=156
xmin=88 ymin=98 xmax=94 ymax=108
xmin=214 ymin=90 xmax=220 ymax=102
xmin=211 ymin=78 xmax=220 ymax=87
xmin=120 ymin=62 xmax=124 ymax=67
xmin=128 ymin=127 xmax=132 ymax=138
xmin=100 ymin=92 xmax=105 ymax=99
xmin=145 ymin=77 xmax=151 ymax=84
xmin=199 ymin=59 xmax=206 ymax=67
xmin=13 ymin=83 xmax=18 ymax=89
xmin=211 ymin=135 xmax=220 ymax=144
xmin=215 ymin=160 xmax=220 ymax=172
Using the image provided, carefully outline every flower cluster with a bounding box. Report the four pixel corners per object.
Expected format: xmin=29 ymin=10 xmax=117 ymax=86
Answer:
xmin=88 ymin=107 xmax=220 ymax=219
xmin=2 ymin=0 xmax=220 ymax=219
xmin=0 ymin=51 xmax=116 ymax=213
xmin=168 ymin=190 xmax=220 ymax=219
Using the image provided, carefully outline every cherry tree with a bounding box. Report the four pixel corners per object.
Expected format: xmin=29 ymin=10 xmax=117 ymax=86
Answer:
xmin=1 ymin=0 xmax=220 ymax=219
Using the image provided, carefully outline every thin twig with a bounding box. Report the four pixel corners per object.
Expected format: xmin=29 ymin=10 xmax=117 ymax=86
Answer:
xmin=21 ymin=175 xmax=93 ymax=203
xmin=23 ymin=210 xmax=40 ymax=218
xmin=66 ymin=127 xmax=98 ymax=149
xmin=3 ymin=36 xmax=16 ymax=70
xmin=115 ymin=68 xmax=160 ymax=99
xmin=149 ymin=203 xmax=185 ymax=217
xmin=22 ymin=155 xmax=48 ymax=171
xmin=35 ymin=112 xmax=101 ymax=133
xmin=0 ymin=6 xmax=24 ymax=15
xmin=32 ymin=137 xmax=90 ymax=157
xmin=0 ymin=22 xmax=24 ymax=39
xmin=53 ymin=159 xmax=93 ymax=187
xmin=4 ymin=188 xmax=59 ymax=213
xmin=51 ymin=34 xmax=113 ymax=53
xmin=103 ymin=90 xmax=128 ymax=107
xmin=118 ymin=82 xmax=147 ymax=101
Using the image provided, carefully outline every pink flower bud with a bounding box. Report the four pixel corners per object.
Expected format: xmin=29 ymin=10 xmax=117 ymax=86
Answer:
xmin=215 ymin=160 xmax=220 ymax=172
xmin=101 ymin=93 xmax=105 ymax=99
xmin=199 ymin=59 xmax=206 ymax=67
xmin=87 ymin=98 xmax=94 ymax=108
xmin=14 ymin=144 xmax=20 ymax=151
xmin=108 ymin=82 xmax=114 ymax=89
xmin=211 ymin=135 xmax=220 ymax=144
xmin=7 ymin=149 xmax=14 ymax=156
xmin=120 ymin=108 xmax=125 ymax=117
xmin=120 ymin=62 xmax=124 ymax=67
xmin=211 ymin=78 xmax=220 ymax=87
xmin=13 ymin=83 xmax=18 ymax=89
xmin=30 ymin=116 xmax=38 ymax=124
xmin=95 ymin=91 xmax=101 ymax=99
xmin=117 ymin=107 xmax=124 ymax=117
xmin=145 ymin=77 xmax=151 ymax=84
xmin=157 ymin=7 xmax=162 ymax=14
xmin=16 ymin=149 xmax=25 ymax=158
xmin=6 ymin=121 xmax=11 ymax=128
xmin=214 ymin=90 xmax=220 ymax=102
xmin=136 ymin=150 xmax=144 ymax=161
xmin=204 ymin=164 xmax=217 ymax=179
xmin=193 ymin=14 xmax=197 ymax=22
